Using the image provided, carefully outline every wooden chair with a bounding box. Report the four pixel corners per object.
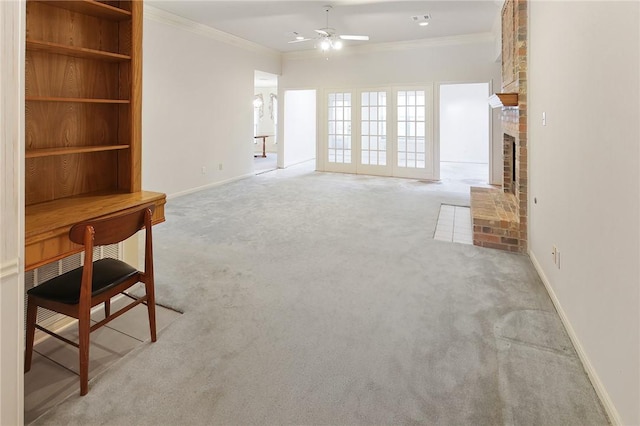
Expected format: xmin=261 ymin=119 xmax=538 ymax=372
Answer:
xmin=24 ymin=205 xmax=158 ymax=396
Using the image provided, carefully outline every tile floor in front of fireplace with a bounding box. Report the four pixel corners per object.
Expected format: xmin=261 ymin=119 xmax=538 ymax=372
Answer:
xmin=434 ymin=204 xmax=473 ymax=245
xmin=24 ymin=297 xmax=182 ymax=424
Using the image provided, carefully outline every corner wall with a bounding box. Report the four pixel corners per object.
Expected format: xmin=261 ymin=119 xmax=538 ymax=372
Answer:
xmin=142 ymin=6 xmax=281 ymax=198
xmin=528 ymin=2 xmax=640 ymax=424
xmin=0 ymin=1 xmax=25 ymax=424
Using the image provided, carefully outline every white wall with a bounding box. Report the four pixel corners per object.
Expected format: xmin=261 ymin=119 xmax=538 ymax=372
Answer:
xmin=142 ymin=7 xmax=281 ymax=198
xmin=281 ymin=36 xmax=499 ymax=88
xmin=528 ymin=2 xmax=639 ymax=424
xmin=0 ymin=1 xmax=25 ymax=424
xmin=439 ymin=83 xmax=489 ymax=164
xmin=280 ymin=35 xmax=503 ymax=183
xmin=282 ymin=90 xmax=317 ymax=167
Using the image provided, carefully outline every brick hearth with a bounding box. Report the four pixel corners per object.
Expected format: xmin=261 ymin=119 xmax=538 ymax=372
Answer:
xmin=470 ymin=187 xmax=521 ymax=252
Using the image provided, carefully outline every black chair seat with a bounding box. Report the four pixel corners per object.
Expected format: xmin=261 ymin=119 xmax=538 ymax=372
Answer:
xmin=27 ymin=258 xmax=138 ymax=304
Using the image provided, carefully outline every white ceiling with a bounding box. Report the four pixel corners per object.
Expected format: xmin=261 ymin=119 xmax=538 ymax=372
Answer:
xmin=146 ymin=1 xmax=501 ymax=53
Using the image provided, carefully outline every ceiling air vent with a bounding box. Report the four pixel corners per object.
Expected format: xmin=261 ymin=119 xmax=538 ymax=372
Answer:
xmin=412 ymin=14 xmax=431 ymax=26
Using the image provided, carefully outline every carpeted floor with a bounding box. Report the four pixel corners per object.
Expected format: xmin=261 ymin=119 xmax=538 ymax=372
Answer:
xmin=33 ymin=162 xmax=608 ymax=425
xmin=254 ymin=152 xmax=277 ymax=174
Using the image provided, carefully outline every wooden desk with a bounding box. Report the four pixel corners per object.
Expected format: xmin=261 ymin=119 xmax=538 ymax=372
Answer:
xmin=25 ymin=191 xmax=166 ymax=271
xmin=254 ymin=135 xmax=270 ymax=158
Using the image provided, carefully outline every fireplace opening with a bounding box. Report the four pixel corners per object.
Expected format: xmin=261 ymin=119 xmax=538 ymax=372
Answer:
xmin=503 ymin=133 xmax=517 ymax=195
xmin=512 ymin=139 xmax=517 ymax=189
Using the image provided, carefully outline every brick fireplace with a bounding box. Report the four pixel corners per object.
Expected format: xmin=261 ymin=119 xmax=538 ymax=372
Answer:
xmin=470 ymin=0 xmax=528 ymax=253
xmin=503 ymin=134 xmax=517 ymax=195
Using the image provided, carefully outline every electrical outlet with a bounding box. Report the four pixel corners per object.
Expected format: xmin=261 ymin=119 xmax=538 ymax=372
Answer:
xmin=551 ymin=245 xmax=561 ymax=269
xmin=201 ymin=166 xmax=206 ymax=175
xmin=218 ymin=163 xmax=223 ymax=171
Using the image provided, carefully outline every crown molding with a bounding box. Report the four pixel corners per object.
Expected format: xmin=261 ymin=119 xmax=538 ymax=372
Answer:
xmin=144 ymin=5 xmax=281 ymax=60
xmin=284 ymin=32 xmax=496 ymax=60
xmin=141 ymin=7 xmax=494 ymax=62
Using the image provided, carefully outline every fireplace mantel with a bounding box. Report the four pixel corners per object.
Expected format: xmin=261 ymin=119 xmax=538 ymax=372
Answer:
xmin=489 ymin=93 xmax=519 ymax=108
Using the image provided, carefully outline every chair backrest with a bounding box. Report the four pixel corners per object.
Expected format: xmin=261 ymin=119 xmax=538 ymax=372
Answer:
xmin=69 ymin=204 xmax=156 ymax=246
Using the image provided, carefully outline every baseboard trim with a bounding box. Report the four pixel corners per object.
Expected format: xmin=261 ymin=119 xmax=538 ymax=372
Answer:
xmin=283 ymin=157 xmax=316 ymax=169
xmin=529 ymin=250 xmax=621 ymax=426
xmin=167 ymin=173 xmax=254 ymax=200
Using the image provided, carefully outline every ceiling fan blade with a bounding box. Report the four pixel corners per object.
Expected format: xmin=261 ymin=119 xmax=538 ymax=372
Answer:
xmin=315 ymin=29 xmax=330 ymax=37
xmin=339 ymin=35 xmax=369 ymax=41
xmin=288 ymin=38 xmax=312 ymax=44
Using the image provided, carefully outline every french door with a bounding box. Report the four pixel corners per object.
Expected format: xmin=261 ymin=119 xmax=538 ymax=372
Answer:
xmin=325 ymin=92 xmax=353 ymax=173
xmin=358 ymin=90 xmax=391 ymax=175
xmin=322 ymin=86 xmax=433 ymax=179
xmin=394 ymin=87 xmax=433 ymax=179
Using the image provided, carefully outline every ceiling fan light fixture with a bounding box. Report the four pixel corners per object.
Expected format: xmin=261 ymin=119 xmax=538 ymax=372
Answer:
xmin=293 ymin=5 xmax=369 ymax=52
xmin=320 ymin=38 xmax=331 ymax=51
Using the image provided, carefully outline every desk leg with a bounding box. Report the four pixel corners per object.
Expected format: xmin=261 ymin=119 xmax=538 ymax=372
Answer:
xmin=253 ymin=137 xmax=268 ymax=158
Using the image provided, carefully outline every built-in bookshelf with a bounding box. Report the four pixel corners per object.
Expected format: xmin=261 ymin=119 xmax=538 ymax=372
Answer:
xmin=24 ymin=0 xmax=166 ymax=271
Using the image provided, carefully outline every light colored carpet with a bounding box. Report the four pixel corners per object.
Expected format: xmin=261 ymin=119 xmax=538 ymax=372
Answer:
xmin=33 ymin=162 xmax=608 ymax=425
xmin=254 ymin=152 xmax=277 ymax=174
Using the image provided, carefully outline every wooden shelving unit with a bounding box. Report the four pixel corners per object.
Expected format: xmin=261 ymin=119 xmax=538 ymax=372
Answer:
xmin=25 ymin=0 xmax=166 ymax=271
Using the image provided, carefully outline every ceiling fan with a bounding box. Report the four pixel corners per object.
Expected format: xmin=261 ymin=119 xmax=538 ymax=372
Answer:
xmin=289 ymin=5 xmax=369 ymax=50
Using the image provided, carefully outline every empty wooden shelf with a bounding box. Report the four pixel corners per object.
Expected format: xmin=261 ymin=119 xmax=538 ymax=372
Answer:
xmin=32 ymin=0 xmax=133 ymax=20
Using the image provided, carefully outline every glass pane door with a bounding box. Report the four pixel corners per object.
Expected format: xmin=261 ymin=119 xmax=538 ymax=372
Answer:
xmin=326 ymin=92 xmax=353 ymax=172
xmin=356 ymin=90 xmax=391 ymax=176
xmin=395 ymin=89 xmax=431 ymax=179
xmin=360 ymin=91 xmax=387 ymax=166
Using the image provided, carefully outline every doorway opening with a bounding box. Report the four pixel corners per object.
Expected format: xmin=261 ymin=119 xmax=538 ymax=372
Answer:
xmin=439 ymin=82 xmax=490 ymax=188
xmin=254 ymin=70 xmax=278 ymax=174
xmin=282 ymin=89 xmax=317 ymax=169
